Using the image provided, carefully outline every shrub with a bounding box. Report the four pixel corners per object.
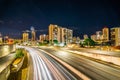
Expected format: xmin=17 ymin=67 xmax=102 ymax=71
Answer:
xmin=16 ymin=49 xmax=24 ymax=58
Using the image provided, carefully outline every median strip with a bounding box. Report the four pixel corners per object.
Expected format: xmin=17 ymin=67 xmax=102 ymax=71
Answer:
xmin=39 ymin=49 xmax=91 ymax=80
xmin=66 ymin=49 xmax=120 ymax=66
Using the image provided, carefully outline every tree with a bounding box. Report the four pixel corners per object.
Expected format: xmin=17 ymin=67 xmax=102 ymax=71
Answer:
xmin=14 ymin=40 xmax=19 ymax=44
xmin=53 ymin=40 xmax=58 ymax=44
xmin=80 ymin=42 xmax=84 ymax=47
xmin=83 ymin=38 xmax=96 ymax=47
xmin=43 ymin=40 xmax=49 ymax=44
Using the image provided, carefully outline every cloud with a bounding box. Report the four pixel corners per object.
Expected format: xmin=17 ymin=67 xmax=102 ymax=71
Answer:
xmin=0 ymin=20 xmax=4 ymax=24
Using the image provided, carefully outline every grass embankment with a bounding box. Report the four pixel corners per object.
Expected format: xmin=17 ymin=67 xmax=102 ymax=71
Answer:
xmin=8 ymin=49 xmax=28 ymax=80
xmin=13 ymin=49 xmax=24 ymax=65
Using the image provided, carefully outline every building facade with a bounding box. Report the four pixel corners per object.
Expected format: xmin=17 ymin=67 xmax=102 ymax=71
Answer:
xmin=22 ymin=32 xmax=29 ymax=42
xmin=83 ymin=34 xmax=88 ymax=39
xmin=91 ymin=34 xmax=97 ymax=41
xmin=63 ymin=28 xmax=73 ymax=44
xmin=102 ymin=27 xmax=109 ymax=42
xmin=39 ymin=34 xmax=49 ymax=43
xmin=96 ymin=31 xmax=102 ymax=41
xmin=30 ymin=27 xmax=36 ymax=41
xmin=0 ymin=33 xmax=2 ymax=44
xmin=111 ymin=27 xmax=120 ymax=46
xmin=49 ymin=24 xmax=73 ymax=44
xmin=49 ymin=24 xmax=60 ymax=43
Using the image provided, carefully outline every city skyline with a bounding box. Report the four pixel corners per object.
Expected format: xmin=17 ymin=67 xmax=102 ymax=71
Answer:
xmin=0 ymin=0 xmax=120 ymax=38
xmin=1 ymin=1 xmax=120 ymax=79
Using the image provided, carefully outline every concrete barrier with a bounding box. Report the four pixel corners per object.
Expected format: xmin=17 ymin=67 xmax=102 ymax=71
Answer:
xmin=39 ymin=49 xmax=91 ymax=80
xmin=67 ymin=50 xmax=120 ymax=66
xmin=0 ymin=44 xmax=16 ymax=58
xmin=0 ymin=65 xmax=10 ymax=80
xmin=11 ymin=56 xmax=25 ymax=72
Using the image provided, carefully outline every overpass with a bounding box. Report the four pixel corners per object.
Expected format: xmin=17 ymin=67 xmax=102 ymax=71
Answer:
xmin=0 ymin=45 xmax=16 ymax=80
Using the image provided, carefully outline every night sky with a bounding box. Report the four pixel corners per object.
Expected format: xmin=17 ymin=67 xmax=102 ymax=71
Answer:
xmin=0 ymin=0 xmax=120 ymax=38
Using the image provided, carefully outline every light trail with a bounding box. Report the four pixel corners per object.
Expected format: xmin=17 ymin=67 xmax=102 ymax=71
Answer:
xmin=25 ymin=47 xmax=53 ymax=80
xmin=19 ymin=46 xmax=68 ymax=80
xmin=41 ymin=47 xmax=120 ymax=80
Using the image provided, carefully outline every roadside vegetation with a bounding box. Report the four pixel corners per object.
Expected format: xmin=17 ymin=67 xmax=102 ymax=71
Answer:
xmin=12 ymin=49 xmax=25 ymax=66
xmin=80 ymin=38 xmax=96 ymax=47
xmin=8 ymin=49 xmax=28 ymax=80
xmin=15 ymin=49 xmax=24 ymax=58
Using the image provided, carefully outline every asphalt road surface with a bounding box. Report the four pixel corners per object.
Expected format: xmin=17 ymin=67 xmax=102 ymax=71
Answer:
xmin=40 ymin=47 xmax=120 ymax=80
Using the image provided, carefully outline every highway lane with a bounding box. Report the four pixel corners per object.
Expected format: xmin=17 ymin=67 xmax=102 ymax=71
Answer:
xmin=22 ymin=46 xmax=78 ymax=80
xmin=0 ymin=53 xmax=16 ymax=80
xmin=40 ymin=47 xmax=120 ymax=80
xmin=27 ymin=49 xmax=34 ymax=80
xmin=0 ymin=53 xmax=16 ymax=73
xmin=24 ymin=47 xmax=54 ymax=80
xmin=35 ymin=48 xmax=78 ymax=80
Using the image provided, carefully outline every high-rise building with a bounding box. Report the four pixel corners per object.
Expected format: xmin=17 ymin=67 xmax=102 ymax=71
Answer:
xmin=49 ymin=24 xmax=60 ymax=43
xmin=91 ymin=34 xmax=96 ymax=41
xmin=111 ymin=27 xmax=120 ymax=46
xmin=31 ymin=26 xmax=36 ymax=41
xmin=96 ymin=31 xmax=102 ymax=41
xmin=102 ymin=27 xmax=109 ymax=42
xmin=49 ymin=24 xmax=73 ymax=44
xmin=63 ymin=28 xmax=73 ymax=44
xmin=23 ymin=32 xmax=29 ymax=42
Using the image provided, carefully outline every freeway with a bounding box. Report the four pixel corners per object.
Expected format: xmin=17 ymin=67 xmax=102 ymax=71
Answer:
xmin=0 ymin=53 xmax=15 ymax=73
xmin=0 ymin=45 xmax=16 ymax=58
xmin=0 ymin=53 xmax=16 ymax=80
xmin=40 ymin=47 xmax=120 ymax=80
xmin=21 ymin=46 xmax=78 ymax=80
xmin=66 ymin=47 xmax=120 ymax=57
